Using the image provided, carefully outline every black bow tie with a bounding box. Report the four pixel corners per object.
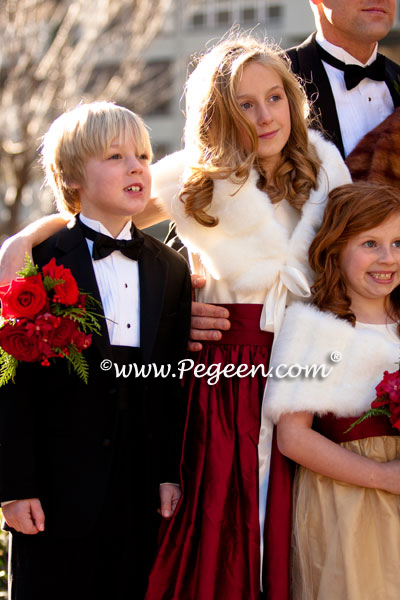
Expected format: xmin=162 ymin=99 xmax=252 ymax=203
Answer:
xmin=78 ymin=218 xmax=144 ymax=261
xmin=317 ymin=44 xmax=386 ymax=90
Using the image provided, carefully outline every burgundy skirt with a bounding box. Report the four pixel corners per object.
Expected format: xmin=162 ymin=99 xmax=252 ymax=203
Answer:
xmin=145 ymin=304 xmax=275 ymax=600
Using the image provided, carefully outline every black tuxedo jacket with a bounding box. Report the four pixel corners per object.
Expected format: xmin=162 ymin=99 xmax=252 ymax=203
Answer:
xmin=0 ymin=219 xmax=191 ymax=537
xmin=286 ymin=32 xmax=400 ymax=157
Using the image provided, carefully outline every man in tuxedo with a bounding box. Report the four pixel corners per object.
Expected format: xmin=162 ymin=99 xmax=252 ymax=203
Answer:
xmin=286 ymin=0 xmax=400 ymax=158
xmin=188 ymin=0 xmax=400 ymax=344
xmin=0 ymin=102 xmax=191 ymax=600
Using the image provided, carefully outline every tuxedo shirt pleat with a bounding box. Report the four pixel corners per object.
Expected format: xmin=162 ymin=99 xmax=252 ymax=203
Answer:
xmin=316 ymin=34 xmax=394 ymax=156
xmin=80 ymin=214 xmax=140 ymax=347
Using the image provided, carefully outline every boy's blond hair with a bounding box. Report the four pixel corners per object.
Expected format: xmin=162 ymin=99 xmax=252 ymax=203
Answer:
xmin=41 ymin=102 xmax=153 ymax=214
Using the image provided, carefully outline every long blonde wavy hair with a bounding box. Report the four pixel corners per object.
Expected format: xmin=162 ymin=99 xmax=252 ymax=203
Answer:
xmin=180 ymin=35 xmax=321 ymax=227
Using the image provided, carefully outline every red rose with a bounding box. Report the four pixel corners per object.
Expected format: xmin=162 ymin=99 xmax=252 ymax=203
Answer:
xmin=389 ymin=403 xmax=400 ymax=431
xmin=0 ymin=321 xmax=42 ymax=362
xmin=52 ymin=316 xmax=80 ymax=348
xmin=42 ymin=258 xmax=79 ymax=305
xmin=0 ymin=274 xmax=47 ymax=320
xmin=375 ymin=370 xmax=400 ymax=403
xmin=71 ymin=329 xmax=92 ymax=352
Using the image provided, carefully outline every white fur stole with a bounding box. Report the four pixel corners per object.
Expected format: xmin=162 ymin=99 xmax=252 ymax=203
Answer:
xmin=151 ymin=129 xmax=351 ymax=297
xmin=263 ymin=303 xmax=400 ymax=422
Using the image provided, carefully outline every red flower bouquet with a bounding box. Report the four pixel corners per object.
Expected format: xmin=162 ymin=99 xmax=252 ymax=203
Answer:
xmin=345 ymin=368 xmax=400 ymax=433
xmin=0 ymin=256 xmax=102 ymax=386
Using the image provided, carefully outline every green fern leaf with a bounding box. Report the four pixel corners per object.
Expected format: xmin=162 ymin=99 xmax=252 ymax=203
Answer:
xmin=55 ymin=345 xmax=90 ymax=384
xmin=0 ymin=349 xmax=18 ymax=387
xmin=344 ymin=407 xmax=391 ymax=434
xmin=16 ymin=253 xmax=39 ymax=278
xmin=42 ymin=276 xmax=65 ymax=293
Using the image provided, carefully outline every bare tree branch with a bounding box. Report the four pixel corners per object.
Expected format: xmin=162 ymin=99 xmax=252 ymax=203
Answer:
xmin=0 ymin=0 xmax=171 ymax=238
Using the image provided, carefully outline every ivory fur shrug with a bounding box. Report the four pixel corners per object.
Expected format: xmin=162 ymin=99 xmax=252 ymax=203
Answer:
xmin=263 ymin=303 xmax=400 ymax=423
xmin=151 ymin=129 xmax=351 ymax=331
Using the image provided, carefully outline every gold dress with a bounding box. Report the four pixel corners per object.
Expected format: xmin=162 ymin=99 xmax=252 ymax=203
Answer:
xmin=292 ymin=413 xmax=400 ymax=600
xmin=263 ymin=312 xmax=400 ymax=600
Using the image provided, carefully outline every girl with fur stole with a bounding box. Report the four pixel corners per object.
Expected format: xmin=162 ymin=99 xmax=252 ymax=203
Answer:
xmin=262 ymin=181 xmax=400 ymax=600
xmin=145 ymin=36 xmax=350 ymax=600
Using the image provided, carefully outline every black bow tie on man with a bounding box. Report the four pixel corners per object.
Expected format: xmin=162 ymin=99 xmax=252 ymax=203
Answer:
xmin=317 ymin=44 xmax=386 ymax=91
xmin=78 ymin=217 xmax=144 ymax=261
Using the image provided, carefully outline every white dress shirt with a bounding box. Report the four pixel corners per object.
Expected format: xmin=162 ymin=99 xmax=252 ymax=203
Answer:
xmin=80 ymin=215 xmax=140 ymax=347
xmin=316 ymin=33 xmax=394 ymax=157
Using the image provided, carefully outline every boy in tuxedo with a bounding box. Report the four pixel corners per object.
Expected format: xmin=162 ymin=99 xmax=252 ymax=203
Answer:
xmin=0 ymin=102 xmax=191 ymax=599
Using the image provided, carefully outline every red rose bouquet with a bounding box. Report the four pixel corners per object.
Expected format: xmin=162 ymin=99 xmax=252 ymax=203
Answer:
xmin=345 ymin=368 xmax=400 ymax=433
xmin=0 ymin=256 xmax=102 ymax=386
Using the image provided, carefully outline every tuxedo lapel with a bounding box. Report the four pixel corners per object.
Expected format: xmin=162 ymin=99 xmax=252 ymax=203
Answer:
xmin=292 ymin=33 xmax=345 ymax=157
xmin=137 ymin=231 xmax=168 ymax=364
xmin=384 ymin=57 xmax=400 ymax=107
xmin=54 ymin=220 xmax=112 ymax=360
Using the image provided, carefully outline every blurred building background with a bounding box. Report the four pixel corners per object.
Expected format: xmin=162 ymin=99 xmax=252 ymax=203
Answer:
xmin=144 ymin=0 xmax=400 ymax=159
xmin=145 ymin=0 xmax=316 ymax=160
xmin=1 ymin=0 xmax=400 ymax=243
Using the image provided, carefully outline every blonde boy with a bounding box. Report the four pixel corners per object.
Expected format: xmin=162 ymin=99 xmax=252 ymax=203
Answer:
xmin=0 ymin=102 xmax=191 ymax=600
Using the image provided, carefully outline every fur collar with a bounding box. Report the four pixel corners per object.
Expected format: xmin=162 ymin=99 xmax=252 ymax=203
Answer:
xmin=151 ymin=130 xmax=351 ymax=296
xmin=263 ymin=303 xmax=399 ymax=422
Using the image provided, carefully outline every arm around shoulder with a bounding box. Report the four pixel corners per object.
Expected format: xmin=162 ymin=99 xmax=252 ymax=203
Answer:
xmin=0 ymin=214 xmax=70 ymax=283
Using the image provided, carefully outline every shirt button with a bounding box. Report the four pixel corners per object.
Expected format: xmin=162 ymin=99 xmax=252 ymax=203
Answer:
xmin=127 ymin=323 xmax=131 ymax=328
xmin=124 ymin=283 xmax=128 ymax=288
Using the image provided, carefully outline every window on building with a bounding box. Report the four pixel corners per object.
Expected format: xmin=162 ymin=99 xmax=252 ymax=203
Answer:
xmin=241 ymin=7 xmax=256 ymax=23
xmin=191 ymin=12 xmax=207 ymax=28
xmin=217 ymin=10 xmax=231 ymax=26
xmin=267 ymin=5 xmax=283 ymax=25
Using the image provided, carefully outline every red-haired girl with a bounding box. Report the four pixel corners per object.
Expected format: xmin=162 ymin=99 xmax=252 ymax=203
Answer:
xmin=262 ymin=181 xmax=400 ymax=600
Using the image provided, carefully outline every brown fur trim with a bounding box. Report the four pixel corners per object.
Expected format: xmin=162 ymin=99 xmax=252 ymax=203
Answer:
xmin=346 ymin=108 xmax=400 ymax=190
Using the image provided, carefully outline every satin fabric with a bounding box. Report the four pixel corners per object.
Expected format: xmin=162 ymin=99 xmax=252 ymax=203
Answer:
xmin=145 ymin=305 xmax=281 ymax=600
xmin=293 ymin=414 xmax=400 ymax=600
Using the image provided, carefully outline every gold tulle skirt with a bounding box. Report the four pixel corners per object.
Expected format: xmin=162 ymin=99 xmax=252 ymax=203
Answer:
xmin=292 ymin=436 xmax=400 ymax=600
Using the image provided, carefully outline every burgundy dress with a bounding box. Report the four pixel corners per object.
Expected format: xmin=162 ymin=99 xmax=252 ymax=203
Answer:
xmin=145 ymin=304 xmax=293 ymax=600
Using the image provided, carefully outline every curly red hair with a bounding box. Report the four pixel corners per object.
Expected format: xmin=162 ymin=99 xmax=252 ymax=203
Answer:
xmin=309 ymin=181 xmax=400 ymax=330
